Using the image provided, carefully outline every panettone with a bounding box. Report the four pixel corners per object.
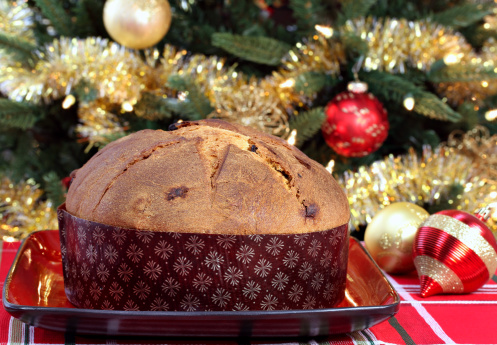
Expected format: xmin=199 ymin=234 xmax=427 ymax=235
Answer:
xmin=59 ymin=119 xmax=351 ymax=311
xmin=66 ymin=119 xmax=349 ymax=235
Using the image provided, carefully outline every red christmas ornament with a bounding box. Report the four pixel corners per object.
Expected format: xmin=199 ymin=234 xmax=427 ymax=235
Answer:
xmin=321 ymin=82 xmax=389 ymax=157
xmin=61 ymin=176 xmax=72 ymax=189
xmin=413 ymin=208 xmax=497 ymax=297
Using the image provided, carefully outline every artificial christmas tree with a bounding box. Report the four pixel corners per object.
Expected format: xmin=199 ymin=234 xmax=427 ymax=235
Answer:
xmin=0 ymin=0 xmax=496 ymax=240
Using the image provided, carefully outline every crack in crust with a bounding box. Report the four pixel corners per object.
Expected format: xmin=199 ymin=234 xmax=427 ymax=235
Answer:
xmin=90 ymin=140 xmax=182 ymax=213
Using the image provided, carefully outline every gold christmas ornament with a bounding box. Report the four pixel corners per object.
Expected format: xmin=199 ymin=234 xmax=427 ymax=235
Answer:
xmin=103 ymin=0 xmax=172 ymax=50
xmin=364 ymin=202 xmax=429 ymax=274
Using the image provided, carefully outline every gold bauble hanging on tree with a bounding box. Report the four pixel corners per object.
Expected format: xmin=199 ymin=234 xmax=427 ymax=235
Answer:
xmin=103 ymin=0 xmax=172 ymax=49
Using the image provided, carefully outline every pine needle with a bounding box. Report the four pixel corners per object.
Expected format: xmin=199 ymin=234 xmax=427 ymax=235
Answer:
xmin=167 ymin=75 xmax=213 ymax=120
xmin=289 ymin=107 xmax=326 ymax=145
xmin=430 ymin=3 xmax=494 ymax=29
xmin=0 ymin=32 xmax=36 ymax=61
xmin=0 ymin=100 xmax=42 ymax=129
xmin=212 ymin=33 xmax=291 ymax=66
xmin=33 ymin=0 xmax=74 ymax=36
xmin=337 ymin=0 xmax=377 ymax=25
xmin=362 ymin=71 xmax=461 ymax=122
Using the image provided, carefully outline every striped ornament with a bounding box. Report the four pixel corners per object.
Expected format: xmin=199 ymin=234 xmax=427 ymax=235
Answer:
xmin=413 ymin=210 xmax=497 ymax=297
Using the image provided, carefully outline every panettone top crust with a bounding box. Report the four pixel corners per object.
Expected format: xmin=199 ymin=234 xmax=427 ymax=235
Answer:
xmin=66 ymin=119 xmax=349 ymax=234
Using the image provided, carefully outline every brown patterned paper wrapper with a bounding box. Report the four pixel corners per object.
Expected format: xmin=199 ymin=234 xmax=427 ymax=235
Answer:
xmin=57 ymin=204 xmax=349 ymax=311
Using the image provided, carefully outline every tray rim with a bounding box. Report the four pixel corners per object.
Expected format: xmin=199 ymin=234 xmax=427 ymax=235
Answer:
xmin=2 ymin=230 xmax=400 ymax=333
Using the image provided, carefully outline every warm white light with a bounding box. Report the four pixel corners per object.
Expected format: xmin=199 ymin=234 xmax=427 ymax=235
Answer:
xmin=485 ymin=109 xmax=497 ymax=121
xmin=315 ymin=25 xmax=334 ymax=38
xmin=122 ymin=101 xmax=134 ymax=112
xmin=279 ymin=79 xmax=295 ymax=88
xmin=62 ymin=94 xmax=76 ymax=109
xmin=177 ymin=92 xmax=187 ymax=101
xmin=403 ymin=95 xmax=415 ymax=111
xmin=482 ymin=81 xmax=489 ymax=88
xmin=326 ymin=160 xmax=335 ymax=174
xmin=287 ymin=129 xmax=297 ymax=146
xmin=443 ymin=53 xmax=461 ymax=65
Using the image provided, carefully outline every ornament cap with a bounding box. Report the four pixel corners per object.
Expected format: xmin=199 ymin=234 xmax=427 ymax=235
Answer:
xmin=420 ymin=275 xmax=443 ymax=298
xmin=347 ymin=81 xmax=368 ymax=93
xmin=474 ymin=203 xmax=497 ymax=222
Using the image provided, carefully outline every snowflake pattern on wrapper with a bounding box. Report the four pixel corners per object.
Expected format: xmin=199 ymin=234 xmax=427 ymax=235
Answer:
xmin=58 ymin=206 xmax=349 ymax=311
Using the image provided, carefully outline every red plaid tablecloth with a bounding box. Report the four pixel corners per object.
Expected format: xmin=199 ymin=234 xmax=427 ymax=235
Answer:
xmin=2 ymin=240 xmax=497 ymax=345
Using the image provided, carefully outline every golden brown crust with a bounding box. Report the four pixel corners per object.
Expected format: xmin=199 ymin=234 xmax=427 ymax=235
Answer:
xmin=66 ymin=119 xmax=349 ymax=234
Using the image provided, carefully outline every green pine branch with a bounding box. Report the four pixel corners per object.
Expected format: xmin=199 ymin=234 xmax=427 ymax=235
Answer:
xmin=428 ymin=60 xmax=497 ymax=83
xmin=8 ymin=133 xmax=37 ymax=183
xmin=362 ymin=71 xmax=461 ymax=122
xmin=73 ymin=0 xmax=106 ymax=37
xmin=412 ymin=93 xmax=461 ymax=122
xmin=73 ymin=0 xmax=94 ymax=37
xmin=430 ymin=3 xmax=494 ymax=29
xmin=0 ymin=32 xmax=37 ymax=61
xmin=288 ymin=0 xmax=325 ymax=36
xmin=33 ymin=0 xmax=75 ymax=36
xmin=336 ymin=0 xmax=378 ymax=26
xmin=42 ymin=171 xmax=65 ymax=207
xmin=340 ymin=32 xmax=369 ymax=57
xmin=294 ymin=72 xmax=329 ymax=95
xmin=0 ymin=100 xmax=43 ymax=129
xmin=167 ymin=75 xmax=213 ymax=120
xmin=73 ymin=80 xmax=98 ymax=103
xmin=134 ymin=93 xmax=173 ymax=120
xmin=456 ymin=102 xmax=480 ymax=130
xmin=289 ymin=107 xmax=326 ymax=145
xmin=212 ymin=33 xmax=291 ymax=66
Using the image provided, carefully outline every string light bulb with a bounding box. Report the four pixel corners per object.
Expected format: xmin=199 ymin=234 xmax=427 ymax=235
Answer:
xmin=177 ymin=92 xmax=187 ymax=101
xmin=485 ymin=109 xmax=497 ymax=121
xmin=443 ymin=53 xmax=462 ymax=65
xmin=287 ymin=129 xmax=297 ymax=146
xmin=326 ymin=160 xmax=335 ymax=174
xmin=62 ymin=94 xmax=76 ymax=109
xmin=403 ymin=94 xmax=415 ymax=111
xmin=121 ymin=101 xmax=134 ymax=112
xmin=315 ymin=25 xmax=334 ymax=38
xmin=279 ymin=79 xmax=295 ymax=88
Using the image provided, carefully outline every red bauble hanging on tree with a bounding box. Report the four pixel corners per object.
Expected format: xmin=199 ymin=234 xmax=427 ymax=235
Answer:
xmin=321 ymin=82 xmax=389 ymax=157
xmin=413 ymin=207 xmax=497 ymax=297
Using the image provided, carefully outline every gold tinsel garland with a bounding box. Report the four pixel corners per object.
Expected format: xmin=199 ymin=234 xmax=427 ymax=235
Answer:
xmin=0 ymin=177 xmax=58 ymax=241
xmin=337 ymin=126 xmax=497 ymax=235
xmin=436 ymin=38 xmax=497 ymax=105
xmin=341 ymin=17 xmax=473 ymax=74
xmin=0 ymin=0 xmax=34 ymax=44
xmin=344 ymin=16 xmax=497 ymax=105
xmin=208 ymin=77 xmax=289 ymax=136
